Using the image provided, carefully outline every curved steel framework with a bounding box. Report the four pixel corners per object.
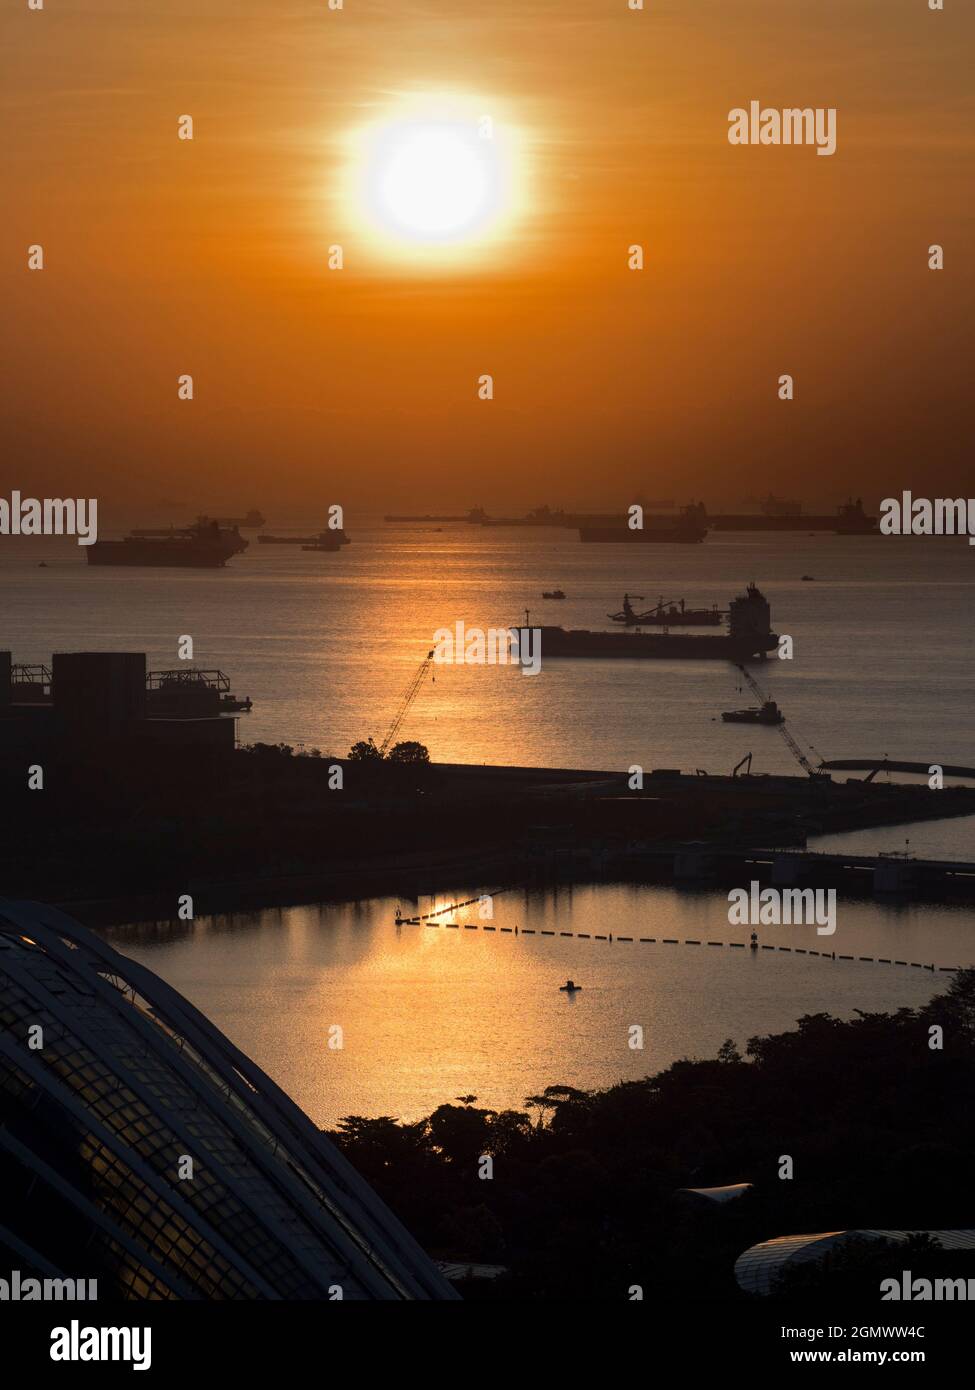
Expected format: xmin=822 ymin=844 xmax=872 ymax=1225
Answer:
xmin=735 ymin=1228 xmax=975 ymax=1296
xmin=0 ymin=898 xmax=458 ymax=1300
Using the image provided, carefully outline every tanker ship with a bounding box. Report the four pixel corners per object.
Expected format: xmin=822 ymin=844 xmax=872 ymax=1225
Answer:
xmin=578 ymin=504 xmax=707 ymax=544
xmin=709 ymin=497 xmax=877 ymax=534
xmin=87 ymin=518 xmax=247 ymax=568
xmin=516 ymin=583 xmax=778 ymax=661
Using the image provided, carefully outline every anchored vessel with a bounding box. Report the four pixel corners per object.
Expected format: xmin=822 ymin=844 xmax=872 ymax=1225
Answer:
xmin=384 ymin=508 xmax=487 ymax=523
xmin=259 ymin=528 xmax=351 ymax=549
xmin=579 ymin=505 xmax=708 ymax=544
xmin=87 ymin=518 xmax=247 ymax=568
xmin=518 ymin=583 xmax=778 ymax=661
xmin=710 ymin=497 xmax=877 ymax=534
xmin=721 ymin=699 xmax=784 ymax=725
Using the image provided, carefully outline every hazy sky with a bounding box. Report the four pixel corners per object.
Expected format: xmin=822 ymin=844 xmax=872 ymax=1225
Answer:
xmin=3 ymin=0 xmax=972 ymax=517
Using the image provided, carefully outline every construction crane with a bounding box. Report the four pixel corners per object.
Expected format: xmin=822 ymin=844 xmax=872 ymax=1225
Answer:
xmin=734 ymin=664 xmax=828 ymax=779
xmin=377 ymin=649 xmax=435 ymax=756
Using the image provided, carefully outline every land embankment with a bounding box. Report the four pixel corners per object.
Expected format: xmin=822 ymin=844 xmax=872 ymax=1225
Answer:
xmin=2 ymin=742 xmax=972 ymax=926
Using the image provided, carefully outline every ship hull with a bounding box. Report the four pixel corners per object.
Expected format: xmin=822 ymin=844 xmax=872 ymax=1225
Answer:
xmin=527 ymin=627 xmax=777 ymax=661
xmin=579 ymin=527 xmax=706 ymax=544
xmin=712 ymin=515 xmax=877 ymax=533
xmin=86 ymin=542 xmax=234 ymax=568
xmin=721 ymin=711 xmax=784 ymax=724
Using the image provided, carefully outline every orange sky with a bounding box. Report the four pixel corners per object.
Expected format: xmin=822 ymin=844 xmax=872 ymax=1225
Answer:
xmin=2 ymin=0 xmax=972 ymax=518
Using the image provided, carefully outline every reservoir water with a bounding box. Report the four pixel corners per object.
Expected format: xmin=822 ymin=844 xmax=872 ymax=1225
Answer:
xmin=6 ymin=520 xmax=975 ymax=777
xmin=8 ymin=518 xmax=974 ymax=1124
xmin=104 ymin=861 xmax=974 ymax=1127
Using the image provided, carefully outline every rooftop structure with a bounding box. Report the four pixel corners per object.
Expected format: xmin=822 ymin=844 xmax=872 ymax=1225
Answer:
xmin=735 ymin=1229 xmax=975 ymax=1296
xmin=0 ymin=650 xmax=249 ymax=756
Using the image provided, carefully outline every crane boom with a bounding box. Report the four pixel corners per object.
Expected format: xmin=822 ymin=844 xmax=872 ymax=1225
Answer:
xmin=777 ymin=721 xmax=823 ymax=778
xmin=378 ymin=650 xmax=434 ymax=755
xmin=736 ymin=663 xmax=767 ymax=705
xmin=733 ymin=664 xmax=827 ymax=778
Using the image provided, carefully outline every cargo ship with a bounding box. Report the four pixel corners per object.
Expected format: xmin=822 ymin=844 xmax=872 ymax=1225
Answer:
xmin=709 ymin=497 xmax=877 ymax=534
xmin=384 ymin=508 xmax=487 ymax=523
xmin=481 ymin=505 xmax=573 ymax=527
xmin=579 ymin=504 xmax=708 ymax=544
xmin=87 ymin=518 xmax=248 ymax=568
xmin=302 ymin=531 xmax=350 ymax=553
xmin=477 ymin=501 xmax=680 ymax=529
xmin=516 ymin=583 xmax=777 ymax=661
xmin=259 ymin=528 xmax=350 ymax=548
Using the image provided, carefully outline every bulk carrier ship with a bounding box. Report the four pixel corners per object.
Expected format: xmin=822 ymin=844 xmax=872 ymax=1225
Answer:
xmin=87 ymin=518 xmax=247 ymax=568
xmin=517 ymin=583 xmax=778 ymax=661
xmin=709 ymin=497 xmax=877 ymax=533
xmin=578 ymin=504 xmax=708 ymax=544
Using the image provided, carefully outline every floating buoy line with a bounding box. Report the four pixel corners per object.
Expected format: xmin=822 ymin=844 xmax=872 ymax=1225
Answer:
xmin=391 ymin=907 xmax=961 ymax=975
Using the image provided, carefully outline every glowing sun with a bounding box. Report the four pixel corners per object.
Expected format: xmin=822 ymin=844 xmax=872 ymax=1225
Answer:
xmin=342 ymin=95 xmax=524 ymax=263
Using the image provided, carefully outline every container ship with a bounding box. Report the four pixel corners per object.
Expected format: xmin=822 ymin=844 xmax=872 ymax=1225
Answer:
xmin=87 ymin=518 xmax=248 ymax=568
xmin=517 ymin=583 xmax=777 ymax=661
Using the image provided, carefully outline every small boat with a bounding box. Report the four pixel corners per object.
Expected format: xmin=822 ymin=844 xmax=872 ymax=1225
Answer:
xmin=721 ymin=700 xmax=784 ymax=726
xmin=801 ymin=575 xmax=815 ymax=582
xmin=542 ymin=589 xmax=566 ymax=600
xmin=559 ymin=979 xmax=582 ymax=992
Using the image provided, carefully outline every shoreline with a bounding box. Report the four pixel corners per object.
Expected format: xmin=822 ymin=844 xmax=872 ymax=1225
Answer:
xmin=54 ymin=805 xmax=975 ymax=931
xmin=5 ymin=744 xmax=972 ymax=928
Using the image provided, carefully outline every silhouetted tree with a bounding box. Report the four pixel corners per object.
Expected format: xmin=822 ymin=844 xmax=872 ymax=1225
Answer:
xmin=348 ymin=738 xmax=384 ymax=762
xmin=326 ymin=971 xmax=975 ymax=1300
xmin=387 ymin=740 xmax=430 ymax=765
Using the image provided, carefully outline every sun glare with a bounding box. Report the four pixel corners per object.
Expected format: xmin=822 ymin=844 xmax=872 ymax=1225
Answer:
xmin=342 ymin=95 xmax=524 ymax=264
